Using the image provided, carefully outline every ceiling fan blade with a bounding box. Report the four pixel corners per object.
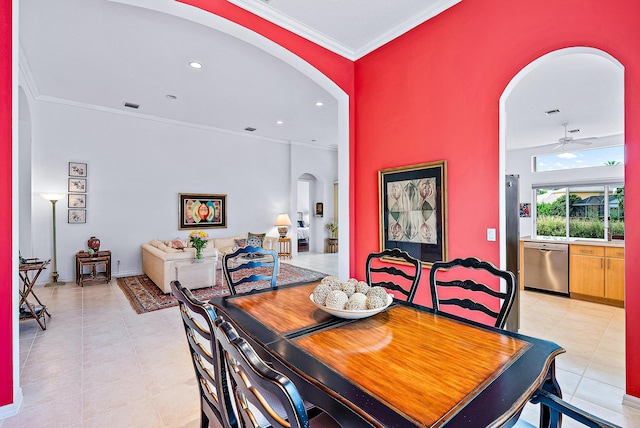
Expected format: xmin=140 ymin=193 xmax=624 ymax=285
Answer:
xmin=552 ymin=142 xmax=565 ymax=150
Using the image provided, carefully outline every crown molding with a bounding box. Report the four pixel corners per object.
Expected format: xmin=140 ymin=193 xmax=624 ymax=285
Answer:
xmin=226 ymin=0 xmax=356 ymax=60
xmin=32 ymin=95 xmax=335 ymax=150
xmin=227 ymin=0 xmax=461 ymax=60
xmin=355 ymin=0 xmax=462 ymax=58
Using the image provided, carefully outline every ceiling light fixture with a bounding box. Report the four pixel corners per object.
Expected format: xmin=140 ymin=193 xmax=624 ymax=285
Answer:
xmin=165 ymin=94 xmax=177 ymax=100
xmin=276 ymin=120 xmax=284 ymax=125
xmin=544 ymin=109 xmax=560 ymax=115
xmin=189 ymin=61 xmax=203 ymax=69
xmin=315 ymin=101 xmax=324 ymax=107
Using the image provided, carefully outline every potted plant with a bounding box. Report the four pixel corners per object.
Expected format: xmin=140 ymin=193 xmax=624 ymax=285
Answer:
xmin=325 ymin=222 xmax=338 ymax=239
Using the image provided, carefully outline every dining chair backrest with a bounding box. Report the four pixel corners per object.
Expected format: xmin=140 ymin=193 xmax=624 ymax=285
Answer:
xmin=429 ymin=257 xmax=516 ymax=329
xmin=171 ymin=280 xmax=233 ymax=427
xmin=222 ymin=246 xmax=279 ymax=296
xmin=365 ymin=248 xmax=422 ymax=302
xmin=214 ymin=319 xmax=311 ymax=428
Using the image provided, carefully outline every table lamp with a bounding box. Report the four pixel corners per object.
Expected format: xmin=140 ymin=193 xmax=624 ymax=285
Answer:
xmin=41 ymin=193 xmax=66 ymax=286
xmin=275 ymin=213 xmax=292 ymax=238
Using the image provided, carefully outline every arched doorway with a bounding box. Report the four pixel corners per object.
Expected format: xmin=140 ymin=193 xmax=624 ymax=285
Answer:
xmin=499 ymin=48 xmax=626 ymax=413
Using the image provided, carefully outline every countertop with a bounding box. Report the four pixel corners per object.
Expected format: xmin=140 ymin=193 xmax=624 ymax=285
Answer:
xmin=521 ymin=236 xmax=624 ymax=248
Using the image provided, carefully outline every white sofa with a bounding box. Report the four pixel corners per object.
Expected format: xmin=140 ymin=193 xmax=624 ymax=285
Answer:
xmin=141 ymin=234 xmax=278 ymax=293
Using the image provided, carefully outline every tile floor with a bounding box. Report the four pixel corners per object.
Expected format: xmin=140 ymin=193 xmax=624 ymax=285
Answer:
xmin=3 ymin=252 xmax=639 ymax=427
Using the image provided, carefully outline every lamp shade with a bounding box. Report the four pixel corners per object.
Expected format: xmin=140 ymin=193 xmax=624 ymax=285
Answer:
xmin=274 ymin=213 xmax=292 ymax=226
xmin=40 ymin=193 xmax=66 ymax=202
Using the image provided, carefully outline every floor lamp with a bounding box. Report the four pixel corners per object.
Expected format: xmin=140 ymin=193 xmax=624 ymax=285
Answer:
xmin=41 ymin=193 xmax=66 ymax=286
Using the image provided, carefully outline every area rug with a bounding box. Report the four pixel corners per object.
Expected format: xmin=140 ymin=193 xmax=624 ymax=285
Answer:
xmin=117 ymin=264 xmax=327 ymax=314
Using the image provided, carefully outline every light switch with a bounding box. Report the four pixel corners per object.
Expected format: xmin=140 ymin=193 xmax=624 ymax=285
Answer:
xmin=487 ymin=228 xmax=496 ymax=241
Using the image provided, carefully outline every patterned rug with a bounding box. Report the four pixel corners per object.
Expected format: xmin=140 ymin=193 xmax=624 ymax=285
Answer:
xmin=117 ymin=263 xmax=326 ymax=314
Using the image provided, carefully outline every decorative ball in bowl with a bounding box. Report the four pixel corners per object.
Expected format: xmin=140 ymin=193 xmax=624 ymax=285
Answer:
xmin=310 ymin=277 xmax=393 ymax=319
xmin=309 ymin=293 xmax=393 ymax=319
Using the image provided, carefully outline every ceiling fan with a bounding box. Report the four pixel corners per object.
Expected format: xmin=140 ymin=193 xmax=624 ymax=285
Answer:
xmin=553 ymin=123 xmax=597 ymax=150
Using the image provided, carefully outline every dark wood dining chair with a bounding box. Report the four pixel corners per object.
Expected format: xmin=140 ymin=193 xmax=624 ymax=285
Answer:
xmin=171 ymin=280 xmax=232 ymax=428
xmin=222 ymin=245 xmax=279 ymax=295
xmin=365 ymin=248 xmax=422 ymax=302
xmin=214 ymin=319 xmax=339 ymax=428
xmin=429 ymin=257 xmax=516 ymax=329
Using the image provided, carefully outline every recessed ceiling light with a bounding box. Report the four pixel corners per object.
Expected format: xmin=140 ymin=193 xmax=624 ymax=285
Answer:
xmin=189 ymin=61 xmax=203 ymax=69
xmin=165 ymin=94 xmax=177 ymax=100
xmin=276 ymin=120 xmax=284 ymax=125
xmin=315 ymin=101 xmax=324 ymax=107
xmin=544 ymin=109 xmax=560 ymax=115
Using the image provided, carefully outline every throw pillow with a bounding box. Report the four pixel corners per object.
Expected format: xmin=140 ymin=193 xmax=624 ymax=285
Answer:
xmin=247 ymin=232 xmax=266 ymax=248
xmin=234 ymin=238 xmax=247 ymax=248
xmin=170 ymin=239 xmax=185 ymax=250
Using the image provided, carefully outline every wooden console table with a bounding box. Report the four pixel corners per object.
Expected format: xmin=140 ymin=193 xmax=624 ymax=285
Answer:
xmin=76 ymin=250 xmax=112 ymax=286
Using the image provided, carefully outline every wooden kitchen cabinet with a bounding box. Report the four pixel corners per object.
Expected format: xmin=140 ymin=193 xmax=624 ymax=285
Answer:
xmin=605 ymin=247 xmax=625 ymax=303
xmin=569 ymin=244 xmax=624 ymax=307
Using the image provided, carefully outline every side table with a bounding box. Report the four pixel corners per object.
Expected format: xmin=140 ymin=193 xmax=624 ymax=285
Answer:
xmin=19 ymin=259 xmax=52 ymax=330
xmin=278 ymin=238 xmax=292 ymax=259
xmin=174 ymin=258 xmax=218 ymax=291
xmin=76 ymin=250 xmax=112 ymax=286
xmin=327 ymin=238 xmax=338 ymax=253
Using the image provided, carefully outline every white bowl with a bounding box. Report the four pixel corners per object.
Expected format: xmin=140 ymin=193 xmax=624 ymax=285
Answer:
xmin=309 ymin=293 xmax=393 ymax=319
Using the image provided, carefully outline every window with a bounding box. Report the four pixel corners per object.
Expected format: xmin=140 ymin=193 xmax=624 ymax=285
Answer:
xmin=533 ymin=145 xmax=624 ymax=172
xmin=534 ymin=183 xmax=624 ymax=240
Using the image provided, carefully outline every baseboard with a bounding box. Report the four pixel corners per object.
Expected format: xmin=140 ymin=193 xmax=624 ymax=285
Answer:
xmin=0 ymin=387 xmax=22 ymax=419
xmin=623 ymin=394 xmax=640 ymax=410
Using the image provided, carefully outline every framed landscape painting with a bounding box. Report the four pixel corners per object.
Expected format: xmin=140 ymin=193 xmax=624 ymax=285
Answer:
xmin=179 ymin=193 xmax=227 ymax=230
xmin=379 ymin=160 xmax=448 ymax=265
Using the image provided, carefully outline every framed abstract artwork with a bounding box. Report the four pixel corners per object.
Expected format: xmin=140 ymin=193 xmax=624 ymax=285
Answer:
xmin=68 ymin=209 xmax=86 ymax=224
xmin=68 ymin=162 xmax=87 ymax=177
xmin=179 ymin=193 xmax=227 ymax=230
xmin=379 ymin=160 xmax=448 ymax=265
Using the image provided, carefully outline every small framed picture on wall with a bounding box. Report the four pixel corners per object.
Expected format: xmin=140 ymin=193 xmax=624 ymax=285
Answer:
xmin=68 ymin=209 xmax=86 ymax=224
xmin=68 ymin=178 xmax=87 ymax=193
xmin=68 ymin=194 xmax=86 ymax=208
xmin=69 ymin=162 xmax=87 ymax=177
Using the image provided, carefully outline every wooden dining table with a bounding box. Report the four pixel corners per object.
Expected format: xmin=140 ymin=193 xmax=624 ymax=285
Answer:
xmin=210 ymin=281 xmax=565 ymax=427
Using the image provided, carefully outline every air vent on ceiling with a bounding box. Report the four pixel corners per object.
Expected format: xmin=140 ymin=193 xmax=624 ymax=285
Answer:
xmin=244 ymin=127 xmax=257 ymax=132
xmin=568 ymin=128 xmax=581 ymax=134
xmin=124 ymin=102 xmax=140 ymax=109
xmin=544 ymin=109 xmax=560 ymax=115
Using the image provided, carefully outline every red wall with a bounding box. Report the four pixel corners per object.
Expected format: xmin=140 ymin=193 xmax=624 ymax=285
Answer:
xmin=0 ymin=0 xmax=12 ymax=407
xmin=354 ymin=0 xmax=640 ymax=397
xmin=2 ymin=0 xmax=639 ymax=410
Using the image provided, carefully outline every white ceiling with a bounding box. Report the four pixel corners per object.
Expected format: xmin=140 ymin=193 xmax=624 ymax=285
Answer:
xmin=18 ymin=0 xmax=624 ymax=151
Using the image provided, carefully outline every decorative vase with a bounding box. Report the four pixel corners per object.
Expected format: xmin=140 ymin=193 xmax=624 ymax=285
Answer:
xmin=194 ymin=249 xmax=204 ymax=263
xmin=88 ymin=236 xmax=100 ymax=252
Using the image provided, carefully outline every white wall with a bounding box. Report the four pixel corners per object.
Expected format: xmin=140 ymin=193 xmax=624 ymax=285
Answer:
xmin=506 ymin=142 xmax=624 ymax=237
xmin=28 ymin=99 xmax=337 ymax=282
xmin=291 ymin=144 xmax=337 ymax=253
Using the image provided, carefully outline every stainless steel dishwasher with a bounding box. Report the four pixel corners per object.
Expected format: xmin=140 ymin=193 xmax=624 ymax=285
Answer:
xmin=523 ymin=241 xmax=569 ymax=295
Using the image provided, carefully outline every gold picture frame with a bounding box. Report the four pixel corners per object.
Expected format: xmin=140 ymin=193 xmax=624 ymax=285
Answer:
xmin=379 ymin=160 xmax=448 ymax=265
